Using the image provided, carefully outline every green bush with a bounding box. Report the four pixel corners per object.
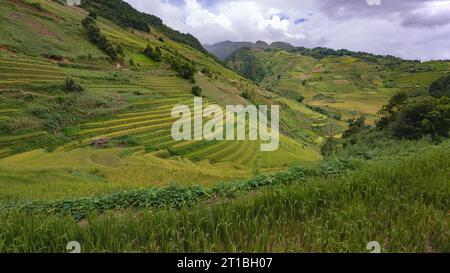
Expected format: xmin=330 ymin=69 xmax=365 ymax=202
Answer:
xmin=82 ymin=15 xmax=119 ymax=61
xmin=192 ymin=85 xmax=202 ymax=97
xmin=383 ymin=80 xmax=397 ymax=88
xmin=170 ymin=58 xmax=196 ymax=80
xmin=143 ymin=45 xmax=161 ymax=62
xmin=429 ymin=74 xmax=450 ymax=99
xmin=378 ymin=92 xmax=450 ymax=140
xmin=64 ymin=77 xmax=84 ymax=93
xmin=343 ymin=116 xmax=369 ymax=138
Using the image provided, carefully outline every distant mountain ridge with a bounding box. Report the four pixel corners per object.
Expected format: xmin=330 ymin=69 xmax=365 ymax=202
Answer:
xmin=205 ymin=40 xmax=295 ymax=60
xmin=206 ymin=40 xmax=408 ymax=65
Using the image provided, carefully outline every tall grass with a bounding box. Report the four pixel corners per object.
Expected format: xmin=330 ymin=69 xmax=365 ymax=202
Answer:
xmin=0 ymin=146 xmax=447 ymax=253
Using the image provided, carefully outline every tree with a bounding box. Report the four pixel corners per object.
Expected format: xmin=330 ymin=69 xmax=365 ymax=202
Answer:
xmin=429 ymin=74 xmax=450 ymax=99
xmin=343 ymin=116 xmax=368 ymax=138
xmin=320 ymin=123 xmax=339 ymax=158
xmin=143 ymin=45 xmax=161 ymax=62
xmin=375 ymin=89 xmax=450 ymax=140
xmin=178 ymin=62 xmax=196 ymax=80
xmin=192 ymin=85 xmax=202 ymax=97
xmin=82 ymin=15 xmax=96 ymax=29
xmin=88 ymin=11 xmax=97 ymax=19
xmin=64 ymin=77 xmax=84 ymax=93
xmin=377 ymin=92 xmax=408 ymax=128
xmin=389 ymin=96 xmax=450 ymax=140
xmin=201 ymin=68 xmax=211 ymax=77
xmin=296 ymin=95 xmax=305 ymax=103
xmin=82 ymin=15 xmax=118 ymax=61
xmin=116 ymin=44 xmax=125 ymax=59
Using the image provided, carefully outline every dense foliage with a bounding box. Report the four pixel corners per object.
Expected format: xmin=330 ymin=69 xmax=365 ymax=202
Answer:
xmin=143 ymin=45 xmax=162 ymax=62
xmin=377 ymin=93 xmax=450 ymax=140
xmin=305 ymin=104 xmax=342 ymax=120
xmin=429 ymin=74 xmax=450 ymax=99
xmin=169 ymin=57 xmax=196 ymax=81
xmin=343 ymin=116 xmax=370 ymax=139
xmin=81 ymin=0 xmax=206 ymax=52
xmin=81 ymin=14 xmax=123 ymax=61
xmin=289 ymin=47 xmax=404 ymax=65
xmin=226 ymin=47 xmax=266 ymax=83
xmin=192 ymin=85 xmax=202 ymax=97
xmin=64 ymin=77 xmax=84 ymax=93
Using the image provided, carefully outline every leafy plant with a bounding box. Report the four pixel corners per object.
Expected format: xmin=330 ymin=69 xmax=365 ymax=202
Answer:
xmin=64 ymin=77 xmax=84 ymax=93
xmin=192 ymin=85 xmax=202 ymax=97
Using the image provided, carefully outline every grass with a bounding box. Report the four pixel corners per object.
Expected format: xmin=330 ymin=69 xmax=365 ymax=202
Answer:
xmin=0 ymin=0 xmax=448 ymax=254
xmin=249 ymin=49 xmax=450 ymax=125
xmin=0 ymin=131 xmax=48 ymax=145
xmin=0 ymin=147 xmax=249 ymax=202
xmin=0 ymin=143 xmax=447 ymax=252
xmin=0 ymin=0 xmax=320 ymax=172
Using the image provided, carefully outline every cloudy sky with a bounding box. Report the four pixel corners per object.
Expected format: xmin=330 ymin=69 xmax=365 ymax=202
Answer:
xmin=124 ymin=0 xmax=450 ymax=60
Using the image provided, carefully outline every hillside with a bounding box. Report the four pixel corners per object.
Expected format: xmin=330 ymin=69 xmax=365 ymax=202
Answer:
xmin=0 ymin=0 xmax=449 ymax=254
xmin=2 ymin=139 xmax=449 ymax=252
xmin=0 ymin=0 xmax=327 ymax=201
xmin=225 ymin=47 xmax=450 ymax=124
xmin=205 ymin=40 xmax=295 ymax=60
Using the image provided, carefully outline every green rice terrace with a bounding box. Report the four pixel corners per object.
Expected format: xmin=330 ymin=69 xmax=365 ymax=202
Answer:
xmin=0 ymin=0 xmax=321 ymax=201
xmin=0 ymin=0 xmax=448 ymax=253
xmin=227 ymin=48 xmax=450 ymax=125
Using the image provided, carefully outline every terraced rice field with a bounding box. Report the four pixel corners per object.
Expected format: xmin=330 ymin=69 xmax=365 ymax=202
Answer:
xmin=0 ymin=131 xmax=48 ymax=151
xmin=0 ymin=54 xmax=318 ymax=169
xmin=0 ymin=57 xmax=66 ymax=88
xmin=135 ymin=74 xmax=193 ymax=97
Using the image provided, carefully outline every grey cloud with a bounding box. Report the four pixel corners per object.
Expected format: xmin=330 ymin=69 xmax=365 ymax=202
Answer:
xmin=124 ymin=0 xmax=450 ymax=60
xmin=402 ymin=10 xmax=450 ymax=27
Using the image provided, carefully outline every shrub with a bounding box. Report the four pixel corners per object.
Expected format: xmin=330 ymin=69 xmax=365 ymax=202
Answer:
xmin=383 ymin=80 xmax=397 ymax=88
xmin=343 ymin=116 xmax=369 ymax=138
xmin=88 ymin=11 xmax=97 ymax=19
xmin=171 ymin=60 xmax=196 ymax=80
xmin=64 ymin=77 xmax=84 ymax=93
xmin=192 ymin=86 xmax=202 ymax=97
xmin=240 ymin=91 xmax=251 ymax=100
xmin=201 ymin=68 xmax=212 ymax=77
xmin=390 ymin=97 xmax=450 ymax=140
xmin=143 ymin=45 xmax=161 ymax=62
xmin=116 ymin=44 xmax=125 ymax=60
xmin=30 ymin=2 xmax=43 ymax=11
xmin=82 ymin=15 xmax=118 ymax=61
xmin=378 ymin=92 xmax=450 ymax=140
xmin=429 ymin=74 xmax=450 ymax=99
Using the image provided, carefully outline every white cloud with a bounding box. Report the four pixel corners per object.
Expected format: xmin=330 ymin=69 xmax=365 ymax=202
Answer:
xmin=124 ymin=0 xmax=450 ymax=60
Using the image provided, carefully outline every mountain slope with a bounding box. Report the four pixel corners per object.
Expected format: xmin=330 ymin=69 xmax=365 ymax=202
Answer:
xmin=225 ymin=47 xmax=450 ymax=124
xmin=0 ymin=0 xmax=325 ymax=201
xmin=81 ymin=0 xmax=207 ymax=53
xmin=205 ymin=40 xmax=295 ymax=60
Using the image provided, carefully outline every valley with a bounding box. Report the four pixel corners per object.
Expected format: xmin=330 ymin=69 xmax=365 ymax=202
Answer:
xmin=0 ymin=0 xmax=448 ymax=253
xmin=0 ymin=0 xmax=321 ymax=201
xmin=224 ymin=46 xmax=450 ymax=124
